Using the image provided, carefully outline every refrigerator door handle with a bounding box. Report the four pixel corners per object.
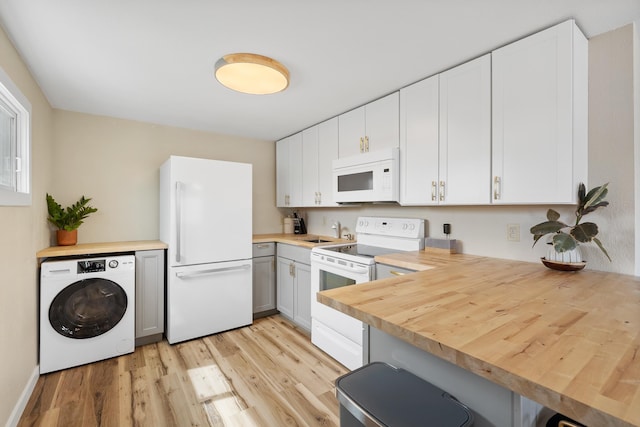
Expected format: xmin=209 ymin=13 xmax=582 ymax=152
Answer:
xmin=176 ymin=263 xmax=251 ymax=279
xmin=175 ymin=181 xmax=182 ymax=263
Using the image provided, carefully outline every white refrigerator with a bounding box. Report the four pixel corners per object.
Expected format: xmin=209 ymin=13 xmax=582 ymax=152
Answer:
xmin=160 ymin=155 xmax=253 ymax=344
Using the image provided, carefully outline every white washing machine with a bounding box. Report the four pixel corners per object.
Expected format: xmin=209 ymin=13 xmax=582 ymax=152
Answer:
xmin=40 ymin=255 xmax=135 ymax=374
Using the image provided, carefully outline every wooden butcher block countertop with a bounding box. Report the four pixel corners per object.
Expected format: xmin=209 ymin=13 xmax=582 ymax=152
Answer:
xmin=318 ymin=251 xmax=640 ymax=427
xmin=37 ymin=240 xmax=167 ymax=258
xmin=252 ymin=233 xmax=353 ymax=248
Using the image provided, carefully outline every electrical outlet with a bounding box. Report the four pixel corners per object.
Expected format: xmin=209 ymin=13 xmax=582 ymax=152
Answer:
xmin=507 ymin=224 xmax=520 ymax=242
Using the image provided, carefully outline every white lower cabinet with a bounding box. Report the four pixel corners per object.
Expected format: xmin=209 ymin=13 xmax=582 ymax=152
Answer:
xmin=252 ymin=243 xmax=276 ymax=315
xmin=135 ymin=249 xmax=165 ymax=346
xmin=276 ymin=244 xmax=311 ymax=331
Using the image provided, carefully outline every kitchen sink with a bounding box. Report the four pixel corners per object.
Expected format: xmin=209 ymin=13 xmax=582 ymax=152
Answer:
xmin=303 ymin=238 xmax=333 ymax=243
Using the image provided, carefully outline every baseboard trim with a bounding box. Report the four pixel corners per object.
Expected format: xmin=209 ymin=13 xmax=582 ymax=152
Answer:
xmin=5 ymin=366 xmax=39 ymax=427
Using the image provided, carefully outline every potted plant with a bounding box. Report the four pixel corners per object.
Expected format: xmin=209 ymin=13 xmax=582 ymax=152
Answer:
xmin=530 ymin=183 xmax=611 ymax=269
xmin=46 ymin=193 xmax=98 ymax=246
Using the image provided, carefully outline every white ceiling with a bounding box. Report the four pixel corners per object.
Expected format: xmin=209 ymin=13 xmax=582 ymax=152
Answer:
xmin=0 ymin=1 xmax=638 ymax=142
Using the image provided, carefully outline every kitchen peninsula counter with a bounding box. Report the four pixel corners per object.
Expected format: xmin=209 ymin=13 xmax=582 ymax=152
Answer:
xmin=318 ymin=251 xmax=640 ymax=427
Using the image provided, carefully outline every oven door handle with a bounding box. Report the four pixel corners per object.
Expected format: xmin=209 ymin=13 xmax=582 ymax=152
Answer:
xmin=316 ymin=262 xmax=369 ymax=276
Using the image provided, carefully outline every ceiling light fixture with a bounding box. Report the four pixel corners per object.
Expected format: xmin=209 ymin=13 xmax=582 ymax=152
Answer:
xmin=214 ymin=53 xmax=290 ymax=95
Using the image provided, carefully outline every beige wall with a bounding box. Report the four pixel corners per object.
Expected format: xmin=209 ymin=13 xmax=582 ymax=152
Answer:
xmin=51 ymin=111 xmax=282 ymax=244
xmin=588 ymin=23 xmax=636 ymax=273
xmin=304 ymin=23 xmax=637 ymax=276
xmin=0 ymin=27 xmax=54 ymax=425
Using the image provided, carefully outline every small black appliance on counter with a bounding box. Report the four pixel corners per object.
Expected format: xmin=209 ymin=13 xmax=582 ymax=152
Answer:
xmin=292 ymin=213 xmax=307 ymax=234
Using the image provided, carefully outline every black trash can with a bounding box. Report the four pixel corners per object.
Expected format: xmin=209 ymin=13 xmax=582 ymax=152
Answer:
xmin=335 ymin=362 xmax=474 ymax=427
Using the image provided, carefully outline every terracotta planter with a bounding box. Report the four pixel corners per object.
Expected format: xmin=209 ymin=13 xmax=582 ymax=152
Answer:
xmin=56 ymin=229 xmax=78 ymax=246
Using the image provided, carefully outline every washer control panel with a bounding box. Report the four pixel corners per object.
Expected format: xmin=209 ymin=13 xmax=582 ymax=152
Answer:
xmin=77 ymin=259 xmax=106 ymax=274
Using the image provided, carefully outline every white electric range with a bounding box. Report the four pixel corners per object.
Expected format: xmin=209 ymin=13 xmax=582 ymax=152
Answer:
xmin=310 ymin=217 xmax=425 ymax=370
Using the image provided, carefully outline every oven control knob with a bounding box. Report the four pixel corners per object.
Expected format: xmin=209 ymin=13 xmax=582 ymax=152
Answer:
xmin=108 ymin=260 xmax=119 ymax=269
xmin=409 ymin=224 xmax=415 ymax=230
xmin=402 ymin=223 xmax=408 ymax=230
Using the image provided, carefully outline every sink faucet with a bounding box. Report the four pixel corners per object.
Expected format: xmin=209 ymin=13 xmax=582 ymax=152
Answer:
xmin=331 ymin=221 xmax=341 ymax=238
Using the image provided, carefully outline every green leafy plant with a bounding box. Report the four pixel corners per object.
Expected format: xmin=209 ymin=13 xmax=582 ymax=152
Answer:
xmin=46 ymin=193 xmax=98 ymax=231
xmin=530 ymin=183 xmax=611 ymax=261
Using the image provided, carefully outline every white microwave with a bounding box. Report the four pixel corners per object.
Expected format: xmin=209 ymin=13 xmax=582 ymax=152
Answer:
xmin=332 ymin=148 xmax=399 ymax=203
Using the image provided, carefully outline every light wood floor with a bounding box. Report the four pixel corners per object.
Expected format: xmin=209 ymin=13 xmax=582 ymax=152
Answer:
xmin=19 ymin=315 xmax=349 ymax=427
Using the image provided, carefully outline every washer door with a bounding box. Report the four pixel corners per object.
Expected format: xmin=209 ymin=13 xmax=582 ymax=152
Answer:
xmin=49 ymin=278 xmax=128 ymax=339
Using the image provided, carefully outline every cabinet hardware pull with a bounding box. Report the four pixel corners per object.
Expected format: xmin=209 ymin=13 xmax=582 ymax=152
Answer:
xmin=390 ymin=270 xmax=406 ymax=276
xmin=365 ymin=136 xmax=369 ymax=152
xmin=289 ymin=262 xmax=295 ymax=277
xmin=256 ymin=244 xmax=270 ymax=249
xmin=317 ymin=191 xmax=321 ymax=204
xmin=439 ymin=181 xmax=445 ymax=202
xmin=431 ymin=181 xmax=437 ymax=201
xmin=494 ymin=176 xmax=501 ymax=200
xmin=359 ymin=137 xmax=364 ymax=153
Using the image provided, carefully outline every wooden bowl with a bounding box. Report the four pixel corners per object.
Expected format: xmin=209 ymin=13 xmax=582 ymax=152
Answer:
xmin=541 ymin=257 xmax=587 ymax=271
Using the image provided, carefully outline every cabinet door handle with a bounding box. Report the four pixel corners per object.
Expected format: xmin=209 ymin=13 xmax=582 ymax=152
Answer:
xmin=289 ymin=262 xmax=295 ymax=277
xmin=493 ymin=176 xmax=501 ymax=200
xmin=431 ymin=181 xmax=437 ymax=201
xmin=439 ymin=181 xmax=445 ymax=202
xmin=365 ymin=136 xmax=369 ymax=152
xmin=256 ymin=243 xmax=271 ymax=249
xmin=359 ymin=137 xmax=364 ymax=153
xmin=317 ymin=191 xmax=321 ymax=204
xmin=390 ymin=270 xmax=407 ymax=276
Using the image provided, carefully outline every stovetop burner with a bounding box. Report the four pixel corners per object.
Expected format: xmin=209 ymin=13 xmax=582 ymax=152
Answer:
xmin=321 ymin=244 xmax=401 ymax=258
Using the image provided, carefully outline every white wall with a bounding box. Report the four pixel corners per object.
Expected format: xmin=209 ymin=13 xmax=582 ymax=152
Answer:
xmin=302 ymin=23 xmax=637 ymax=276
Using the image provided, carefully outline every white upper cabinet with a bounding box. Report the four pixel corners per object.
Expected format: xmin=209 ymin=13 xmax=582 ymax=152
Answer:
xmin=339 ymin=92 xmax=399 ymax=157
xmin=276 ymin=132 xmax=303 ymax=207
xmin=301 ymin=118 xmax=339 ymax=207
xmin=400 ymin=54 xmax=491 ymax=205
xmin=399 ymin=75 xmax=440 ymax=205
xmin=302 ymin=126 xmax=320 ymax=206
xmin=317 ymin=118 xmax=339 ymax=206
xmin=439 ymin=54 xmax=491 ymax=204
xmin=491 ymin=19 xmax=587 ymax=204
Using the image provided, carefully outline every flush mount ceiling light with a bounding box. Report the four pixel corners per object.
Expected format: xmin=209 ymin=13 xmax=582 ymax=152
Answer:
xmin=214 ymin=53 xmax=290 ymax=95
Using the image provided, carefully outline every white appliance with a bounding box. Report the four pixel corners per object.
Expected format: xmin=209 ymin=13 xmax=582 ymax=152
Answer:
xmin=40 ymin=255 xmax=135 ymax=374
xmin=160 ymin=155 xmax=253 ymax=344
xmin=311 ymin=217 xmax=425 ymax=370
xmin=332 ymin=148 xmax=399 ymax=203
